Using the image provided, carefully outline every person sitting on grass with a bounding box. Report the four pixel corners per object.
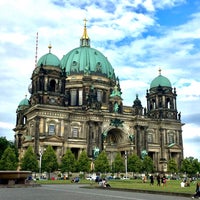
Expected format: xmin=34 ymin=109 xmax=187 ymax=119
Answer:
xmin=101 ymin=178 xmax=111 ymax=188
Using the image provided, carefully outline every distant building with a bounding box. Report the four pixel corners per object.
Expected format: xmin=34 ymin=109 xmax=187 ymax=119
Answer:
xmin=14 ymin=21 xmax=184 ymax=172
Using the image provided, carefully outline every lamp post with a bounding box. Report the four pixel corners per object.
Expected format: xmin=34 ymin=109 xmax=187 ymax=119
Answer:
xmin=39 ymin=149 xmax=43 ymax=178
xmin=125 ymin=151 xmax=127 ymax=178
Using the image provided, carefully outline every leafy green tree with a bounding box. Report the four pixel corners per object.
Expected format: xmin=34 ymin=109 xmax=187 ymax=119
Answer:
xmin=128 ymin=154 xmax=142 ymax=174
xmin=181 ymin=157 xmax=200 ymax=176
xmin=167 ymin=158 xmax=178 ymax=174
xmin=0 ymin=137 xmax=18 ymax=159
xmin=142 ymin=156 xmax=154 ymax=174
xmin=42 ymin=146 xmax=58 ymax=179
xmin=192 ymin=158 xmax=200 ymax=175
xmin=21 ymin=146 xmax=38 ymax=172
xmin=94 ymin=150 xmax=110 ymax=173
xmin=77 ymin=150 xmax=90 ymax=176
xmin=112 ymin=152 xmax=124 ymax=173
xmin=60 ymin=149 xmax=76 ymax=177
xmin=0 ymin=147 xmax=18 ymax=170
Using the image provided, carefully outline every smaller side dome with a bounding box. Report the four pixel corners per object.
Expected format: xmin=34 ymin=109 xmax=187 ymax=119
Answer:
xmin=17 ymin=95 xmax=30 ymax=111
xmin=37 ymin=53 xmax=60 ymax=67
xmin=150 ymin=69 xmax=172 ymax=89
xmin=37 ymin=45 xmax=60 ymax=67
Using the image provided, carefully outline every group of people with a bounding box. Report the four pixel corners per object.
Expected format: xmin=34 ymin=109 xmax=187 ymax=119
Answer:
xmin=143 ymin=174 xmax=167 ymax=186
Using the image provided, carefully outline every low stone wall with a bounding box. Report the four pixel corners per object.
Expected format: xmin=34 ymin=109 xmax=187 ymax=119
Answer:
xmin=0 ymin=171 xmax=32 ymax=185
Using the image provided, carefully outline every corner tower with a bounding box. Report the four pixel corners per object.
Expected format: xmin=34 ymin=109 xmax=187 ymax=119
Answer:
xmin=146 ymin=69 xmax=178 ymax=120
xmin=29 ymin=45 xmax=66 ymax=106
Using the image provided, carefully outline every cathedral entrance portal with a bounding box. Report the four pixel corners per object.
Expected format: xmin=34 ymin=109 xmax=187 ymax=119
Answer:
xmin=102 ymin=127 xmax=127 ymax=166
xmin=104 ymin=128 xmax=123 ymax=146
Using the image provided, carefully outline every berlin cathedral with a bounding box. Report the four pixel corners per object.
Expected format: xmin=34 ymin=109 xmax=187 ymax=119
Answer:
xmin=14 ymin=21 xmax=184 ymax=172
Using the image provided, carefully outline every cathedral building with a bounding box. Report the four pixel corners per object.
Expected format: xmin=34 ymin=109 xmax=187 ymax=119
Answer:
xmin=14 ymin=21 xmax=184 ymax=172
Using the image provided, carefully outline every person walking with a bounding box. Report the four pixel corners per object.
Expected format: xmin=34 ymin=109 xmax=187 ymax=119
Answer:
xmin=157 ymin=174 xmax=161 ymax=186
xmin=150 ymin=175 xmax=154 ymax=185
xmin=192 ymin=182 xmax=200 ymax=198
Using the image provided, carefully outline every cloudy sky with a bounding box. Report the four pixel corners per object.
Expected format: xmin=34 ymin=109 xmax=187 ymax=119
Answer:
xmin=0 ymin=0 xmax=200 ymax=160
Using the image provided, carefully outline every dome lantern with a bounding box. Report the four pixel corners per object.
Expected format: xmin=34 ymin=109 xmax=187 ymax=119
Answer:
xmin=80 ymin=18 xmax=90 ymax=47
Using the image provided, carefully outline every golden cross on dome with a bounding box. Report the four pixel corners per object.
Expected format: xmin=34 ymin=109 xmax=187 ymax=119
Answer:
xmin=48 ymin=42 xmax=52 ymax=53
xmin=83 ymin=18 xmax=87 ymax=27
xmin=158 ymin=68 xmax=161 ymax=75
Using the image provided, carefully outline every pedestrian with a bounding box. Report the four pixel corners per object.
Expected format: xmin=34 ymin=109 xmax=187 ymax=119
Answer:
xmin=157 ymin=174 xmax=161 ymax=186
xmin=161 ymin=175 xmax=166 ymax=186
xmin=192 ymin=182 xmax=200 ymax=199
xmin=150 ymin=175 xmax=154 ymax=185
xmin=142 ymin=175 xmax=147 ymax=183
xmin=162 ymin=175 xmax=167 ymax=186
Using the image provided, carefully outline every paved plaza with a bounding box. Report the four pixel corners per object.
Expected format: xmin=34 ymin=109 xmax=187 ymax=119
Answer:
xmin=0 ymin=184 xmax=190 ymax=200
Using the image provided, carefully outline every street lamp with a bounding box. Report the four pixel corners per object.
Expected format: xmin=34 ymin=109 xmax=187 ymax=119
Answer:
xmin=125 ymin=151 xmax=128 ymax=178
xmin=39 ymin=149 xmax=44 ymax=178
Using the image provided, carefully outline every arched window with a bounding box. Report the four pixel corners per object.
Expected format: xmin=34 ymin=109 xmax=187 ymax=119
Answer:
xmin=153 ymin=100 xmax=156 ymax=109
xmin=70 ymin=89 xmax=77 ymax=106
xmin=169 ymin=133 xmax=174 ymax=144
xmin=72 ymin=127 xmax=78 ymax=138
xmin=97 ymin=90 xmax=102 ymax=102
xmin=150 ymin=99 xmax=156 ymax=110
xmin=78 ymin=89 xmax=83 ymax=105
xmin=23 ymin=116 xmax=27 ymax=125
xmin=49 ymin=79 xmax=56 ymax=92
xmin=103 ymin=91 xmax=107 ymax=103
xmin=49 ymin=124 xmax=55 ymax=135
xmin=166 ymin=98 xmax=170 ymax=109
xmin=148 ymin=133 xmax=153 ymax=143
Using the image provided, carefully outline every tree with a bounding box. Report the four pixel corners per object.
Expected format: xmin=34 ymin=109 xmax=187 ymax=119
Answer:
xmin=77 ymin=150 xmax=90 ymax=176
xmin=181 ymin=157 xmax=200 ymax=176
xmin=0 ymin=147 xmax=18 ymax=170
xmin=42 ymin=146 xmax=58 ymax=179
xmin=20 ymin=146 xmax=38 ymax=172
xmin=128 ymin=154 xmax=142 ymax=174
xmin=192 ymin=158 xmax=200 ymax=175
xmin=60 ymin=149 xmax=76 ymax=177
xmin=142 ymin=156 xmax=154 ymax=174
xmin=112 ymin=152 xmax=124 ymax=173
xmin=167 ymin=158 xmax=178 ymax=174
xmin=94 ymin=150 xmax=110 ymax=173
xmin=0 ymin=137 xmax=18 ymax=159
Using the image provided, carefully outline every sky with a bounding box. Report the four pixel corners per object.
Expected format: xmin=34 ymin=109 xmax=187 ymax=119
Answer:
xmin=0 ymin=0 xmax=200 ymax=160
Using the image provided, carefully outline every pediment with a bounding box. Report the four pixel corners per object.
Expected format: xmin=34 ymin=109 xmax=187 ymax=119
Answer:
xmin=41 ymin=135 xmax=64 ymax=143
xmin=167 ymin=143 xmax=182 ymax=150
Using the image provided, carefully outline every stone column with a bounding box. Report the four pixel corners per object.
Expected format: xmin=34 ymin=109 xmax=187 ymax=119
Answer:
xmin=34 ymin=116 xmax=40 ymax=154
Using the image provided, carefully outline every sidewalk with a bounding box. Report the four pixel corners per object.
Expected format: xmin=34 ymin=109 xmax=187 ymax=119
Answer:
xmin=92 ymin=185 xmax=193 ymax=198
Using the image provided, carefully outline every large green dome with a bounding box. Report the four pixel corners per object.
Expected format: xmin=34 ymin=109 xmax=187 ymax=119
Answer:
xmin=150 ymin=74 xmax=172 ymax=89
xmin=37 ymin=46 xmax=60 ymax=67
xmin=60 ymin=20 xmax=115 ymax=80
xmin=61 ymin=46 xmax=115 ymax=79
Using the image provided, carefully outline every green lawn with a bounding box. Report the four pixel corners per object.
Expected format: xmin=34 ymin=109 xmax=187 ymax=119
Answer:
xmin=106 ymin=179 xmax=195 ymax=194
xmin=36 ymin=178 xmax=196 ymax=195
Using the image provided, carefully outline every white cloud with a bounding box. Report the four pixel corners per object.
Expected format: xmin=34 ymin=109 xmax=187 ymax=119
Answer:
xmin=0 ymin=0 xmax=200 ymax=160
xmin=0 ymin=122 xmax=15 ymax=130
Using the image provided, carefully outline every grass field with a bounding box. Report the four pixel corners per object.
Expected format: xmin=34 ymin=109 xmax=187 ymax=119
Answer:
xmin=36 ymin=178 xmax=197 ymax=195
